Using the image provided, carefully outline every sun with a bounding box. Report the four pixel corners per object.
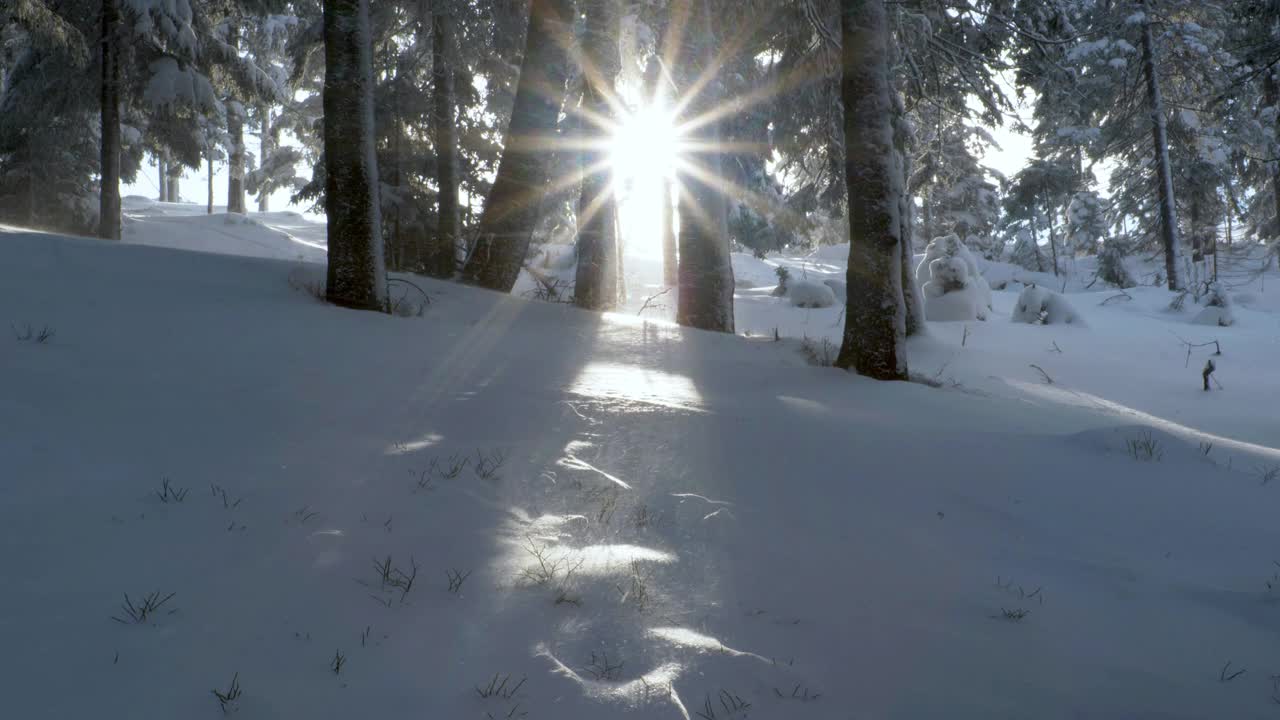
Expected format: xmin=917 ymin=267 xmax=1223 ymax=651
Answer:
xmin=610 ymin=106 xmax=681 ymax=183
xmin=610 ymin=106 xmax=682 ymax=259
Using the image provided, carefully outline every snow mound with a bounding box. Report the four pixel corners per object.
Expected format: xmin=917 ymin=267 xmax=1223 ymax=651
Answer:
xmin=1192 ymin=282 xmax=1234 ymax=326
xmin=917 ymin=235 xmax=992 ymax=321
xmin=1011 ymin=285 xmax=1084 ymax=326
xmin=788 ymin=279 xmax=837 ymax=308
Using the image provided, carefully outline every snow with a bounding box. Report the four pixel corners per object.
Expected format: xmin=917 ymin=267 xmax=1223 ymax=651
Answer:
xmin=785 ymin=279 xmax=836 ymax=308
xmin=917 ymin=234 xmax=993 ymax=322
xmin=4 ymin=213 xmax=1280 ymax=718
xmin=1011 ymin=285 xmax=1084 ymax=325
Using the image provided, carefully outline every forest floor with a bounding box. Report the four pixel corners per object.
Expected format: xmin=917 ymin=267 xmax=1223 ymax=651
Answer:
xmin=2 ymin=200 xmax=1280 ymax=718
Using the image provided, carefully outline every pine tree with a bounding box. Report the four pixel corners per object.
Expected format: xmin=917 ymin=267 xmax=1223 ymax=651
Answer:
xmin=834 ymin=0 xmax=906 ymax=379
xmin=322 ymin=0 xmax=386 ymax=311
xmin=460 ymin=0 xmax=574 ymax=292
xmin=428 ymin=6 xmax=461 ymax=278
xmin=98 ymin=0 xmax=121 ymax=239
xmin=673 ymin=0 xmax=734 ymax=333
xmin=573 ymin=0 xmax=623 ymax=311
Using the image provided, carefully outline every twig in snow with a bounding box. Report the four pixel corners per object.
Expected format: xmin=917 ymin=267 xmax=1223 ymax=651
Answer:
xmin=1029 ymin=364 xmax=1053 ymax=384
xmin=636 ymin=287 xmax=673 ymax=315
xmin=211 ymin=672 xmax=242 ymax=714
xmin=1219 ymin=661 xmax=1246 ymax=682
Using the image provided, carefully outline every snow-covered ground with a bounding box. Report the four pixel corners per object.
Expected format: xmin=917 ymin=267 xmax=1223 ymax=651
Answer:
xmin=4 ymin=205 xmax=1280 ymax=718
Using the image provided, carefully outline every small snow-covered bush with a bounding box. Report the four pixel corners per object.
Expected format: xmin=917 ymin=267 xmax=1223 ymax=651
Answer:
xmin=1192 ymin=282 xmax=1234 ymax=326
xmin=1096 ymin=239 xmax=1134 ymax=288
xmin=772 ymin=266 xmax=790 ymax=296
xmin=917 ymin=234 xmax=992 ymax=321
xmin=1012 ymin=285 xmax=1083 ymax=325
xmin=788 ymin=279 xmax=837 ymax=308
xmin=1009 ymin=229 xmax=1046 ymax=273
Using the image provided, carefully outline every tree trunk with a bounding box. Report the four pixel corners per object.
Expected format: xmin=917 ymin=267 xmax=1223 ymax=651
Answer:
xmin=323 ymin=0 xmax=387 ymax=311
xmin=661 ymin=176 xmax=677 ymax=286
xmin=259 ymin=107 xmax=272 ymax=212
xmin=1047 ymin=202 xmax=1059 ymax=277
xmin=895 ymin=110 xmax=925 ymax=337
xmin=207 ymin=152 xmax=214 ymax=214
xmin=675 ymin=0 xmax=734 ymax=332
xmin=226 ymin=22 xmax=246 ymax=215
xmin=158 ymin=156 xmax=168 ymax=202
xmin=833 ymin=0 xmax=907 ymax=379
xmin=459 ymin=0 xmax=573 ymax=291
xmin=98 ymin=0 xmax=121 ymax=240
xmin=573 ymin=0 xmax=622 ymax=311
xmin=1139 ymin=0 xmax=1183 ymax=290
xmin=1264 ymin=69 xmax=1280 ymax=240
xmin=428 ymin=9 xmax=461 ymax=278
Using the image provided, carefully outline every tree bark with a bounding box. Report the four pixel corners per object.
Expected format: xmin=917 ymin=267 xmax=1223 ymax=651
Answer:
xmin=226 ymin=21 xmax=247 ymax=215
xmin=1264 ymin=69 xmax=1280 ymax=240
xmin=207 ymin=152 xmax=214 ymax=214
xmin=661 ymin=176 xmax=677 ymax=286
xmin=98 ymin=0 xmax=121 ymax=240
xmin=833 ymin=0 xmax=907 ymax=379
xmin=573 ymin=0 xmax=622 ymax=311
xmin=1046 ymin=200 xmax=1059 ymax=277
xmin=674 ymin=0 xmax=734 ymax=332
xmin=1139 ymin=0 xmax=1183 ymax=290
xmin=895 ymin=111 xmax=925 ymax=337
xmin=158 ymin=157 xmax=168 ymax=202
xmin=259 ymin=107 xmax=272 ymax=212
xmin=323 ymin=0 xmax=387 ymax=311
xmin=428 ymin=9 xmax=461 ymax=278
xmin=460 ymin=0 xmax=574 ymax=291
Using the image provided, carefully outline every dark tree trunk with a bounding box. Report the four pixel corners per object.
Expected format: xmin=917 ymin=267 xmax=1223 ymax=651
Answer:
xmin=460 ymin=0 xmax=573 ymax=291
xmin=1264 ymin=70 xmax=1280 ymax=239
xmin=259 ymin=107 xmax=272 ymax=212
xmin=573 ymin=0 xmax=622 ymax=311
xmin=323 ymin=0 xmax=387 ymax=311
xmin=158 ymin=157 xmax=168 ymax=202
xmin=1139 ymin=0 xmax=1182 ymax=290
xmin=675 ymin=0 xmax=734 ymax=332
xmin=207 ymin=152 xmax=214 ymax=214
xmin=428 ymin=9 xmax=461 ymax=278
xmin=833 ymin=0 xmax=907 ymax=379
xmin=226 ymin=22 xmax=246 ymax=215
xmin=1046 ymin=200 xmax=1059 ymax=277
xmin=98 ymin=0 xmax=121 ymax=240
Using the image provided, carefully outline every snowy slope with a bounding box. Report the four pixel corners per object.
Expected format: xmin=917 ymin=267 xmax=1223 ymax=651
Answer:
xmin=4 ymin=225 xmax=1280 ymax=718
xmin=122 ymin=196 xmax=327 ymax=264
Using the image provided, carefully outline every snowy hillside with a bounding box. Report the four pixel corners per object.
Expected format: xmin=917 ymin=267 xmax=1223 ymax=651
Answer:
xmin=4 ymin=220 xmax=1280 ymax=718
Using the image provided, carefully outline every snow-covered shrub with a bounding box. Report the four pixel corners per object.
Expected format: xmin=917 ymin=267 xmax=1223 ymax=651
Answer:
xmin=788 ymin=279 xmax=837 ymax=308
xmin=1096 ymin=239 xmax=1134 ymax=288
xmin=1067 ymin=191 xmax=1107 ymax=256
xmin=1008 ymin=229 xmax=1046 ymax=273
xmin=916 ymin=234 xmax=992 ymax=321
xmin=963 ymin=233 xmax=1003 ymax=262
xmin=1192 ymin=282 xmax=1234 ymax=326
xmin=1012 ymin=285 xmax=1084 ymax=325
xmin=771 ymin=266 xmax=790 ymax=297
